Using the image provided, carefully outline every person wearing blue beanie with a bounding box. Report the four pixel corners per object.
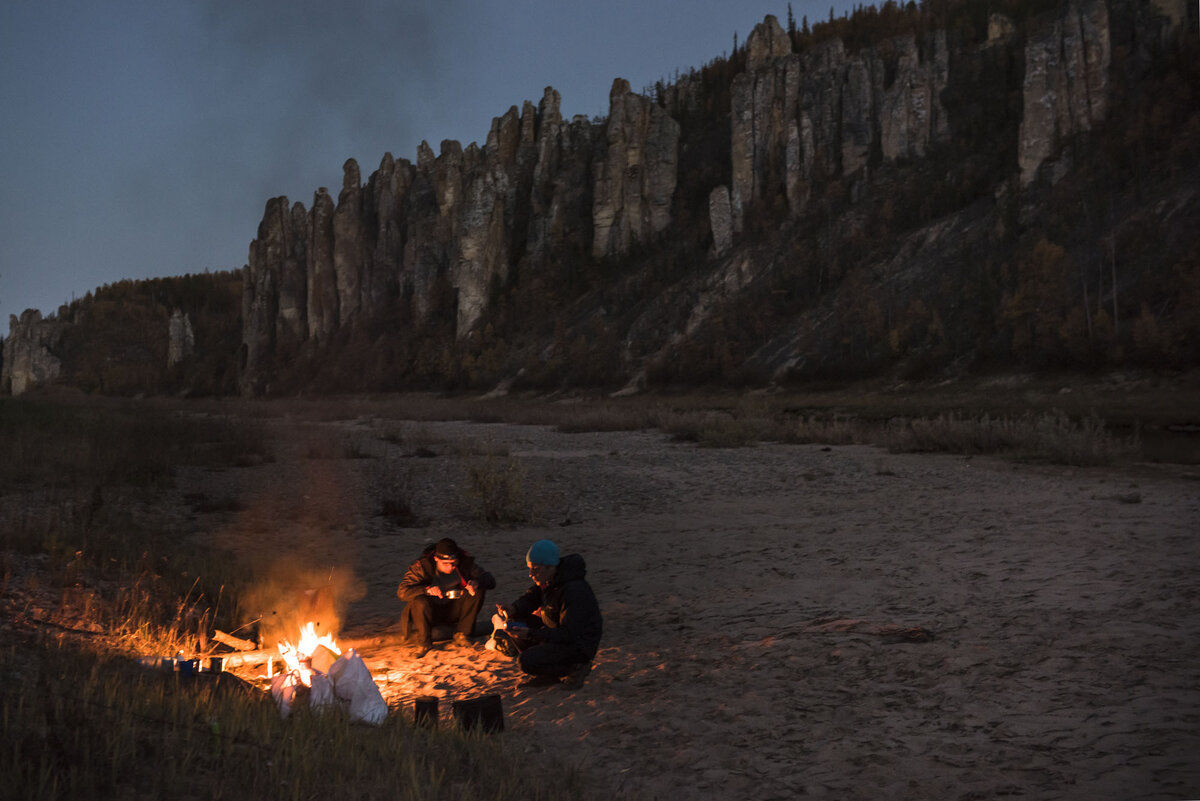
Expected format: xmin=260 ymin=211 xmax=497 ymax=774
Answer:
xmin=525 ymin=539 xmax=560 ymax=567
xmin=493 ymin=539 xmax=602 ymax=689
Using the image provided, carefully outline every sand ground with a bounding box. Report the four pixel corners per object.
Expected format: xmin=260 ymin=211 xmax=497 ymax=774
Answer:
xmin=179 ymin=412 xmax=1200 ymax=800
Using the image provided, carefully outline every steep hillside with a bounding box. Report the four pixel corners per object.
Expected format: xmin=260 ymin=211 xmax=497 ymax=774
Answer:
xmin=3 ymin=0 xmax=1197 ymax=398
xmin=2 ymin=272 xmax=242 ymax=397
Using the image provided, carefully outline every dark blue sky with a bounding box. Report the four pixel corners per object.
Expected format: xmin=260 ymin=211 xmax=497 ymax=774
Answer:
xmin=1 ymin=0 xmax=855 ymax=329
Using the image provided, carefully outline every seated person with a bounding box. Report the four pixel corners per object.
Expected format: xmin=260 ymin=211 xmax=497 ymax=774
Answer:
xmin=397 ymin=538 xmax=495 ymax=657
xmin=493 ymin=539 xmax=602 ymax=689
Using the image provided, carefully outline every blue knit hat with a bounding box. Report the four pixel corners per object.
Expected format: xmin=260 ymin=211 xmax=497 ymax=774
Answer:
xmin=525 ymin=539 xmax=560 ymax=566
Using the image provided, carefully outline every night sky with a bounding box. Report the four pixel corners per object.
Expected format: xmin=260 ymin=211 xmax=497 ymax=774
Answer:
xmin=1 ymin=0 xmax=857 ymax=329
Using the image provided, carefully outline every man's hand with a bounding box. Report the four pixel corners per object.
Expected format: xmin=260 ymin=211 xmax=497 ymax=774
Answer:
xmin=426 ymin=585 xmax=443 ymax=598
xmin=465 ymin=580 xmax=479 ymax=596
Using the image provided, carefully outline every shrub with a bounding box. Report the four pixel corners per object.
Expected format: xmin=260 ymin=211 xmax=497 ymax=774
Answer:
xmin=780 ymin=415 xmax=875 ymax=445
xmin=881 ymin=411 xmax=1141 ymax=466
xmin=466 ymin=449 xmax=533 ymax=525
xmin=376 ymin=463 xmax=423 ymax=527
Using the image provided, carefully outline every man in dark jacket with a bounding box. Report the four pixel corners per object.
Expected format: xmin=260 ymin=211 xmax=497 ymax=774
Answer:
xmin=493 ymin=539 xmax=602 ymax=689
xmin=397 ymin=538 xmax=495 ymax=658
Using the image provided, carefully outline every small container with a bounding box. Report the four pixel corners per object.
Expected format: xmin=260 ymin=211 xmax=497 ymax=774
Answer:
xmin=208 ymin=656 xmax=224 ymax=673
xmin=452 ymin=694 xmax=504 ymax=733
xmin=160 ymin=657 xmax=176 ymax=672
xmin=178 ymin=658 xmax=200 ymax=676
xmin=414 ymin=696 xmax=439 ymax=728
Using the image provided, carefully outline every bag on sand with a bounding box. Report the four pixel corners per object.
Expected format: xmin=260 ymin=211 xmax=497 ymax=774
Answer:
xmin=328 ymin=648 xmax=388 ymax=726
xmin=270 ymin=648 xmax=387 ymax=725
xmin=270 ymin=670 xmax=304 ymax=719
xmin=269 ymin=669 xmax=336 ymax=718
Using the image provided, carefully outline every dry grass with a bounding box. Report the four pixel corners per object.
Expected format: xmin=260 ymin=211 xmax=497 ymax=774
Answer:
xmin=780 ymin=415 xmax=875 ymax=445
xmin=465 ymin=445 xmax=536 ymax=525
xmin=0 ymin=631 xmax=588 ymax=801
xmin=880 ymin=411 xmax=1142 ymax=465
xmin=373 ymin=456 xmax=425 ymax=527
xmin=187 ymin=384 xmax=1161 ymax=465
xmin=0 ymin=394 xmax=271 ymax=491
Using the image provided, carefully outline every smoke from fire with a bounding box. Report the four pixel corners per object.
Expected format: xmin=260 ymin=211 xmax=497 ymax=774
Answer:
xmin=241 ymin=555 xmax=366 ymax=647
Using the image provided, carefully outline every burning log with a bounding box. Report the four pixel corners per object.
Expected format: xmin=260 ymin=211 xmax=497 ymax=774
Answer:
xmin=212 ymin=629 xmax=257 ymax=651
xmin=216 ymin=631 xmax=413 ymax=669
xmin=216 ymin=648 xmax=279 ymax=669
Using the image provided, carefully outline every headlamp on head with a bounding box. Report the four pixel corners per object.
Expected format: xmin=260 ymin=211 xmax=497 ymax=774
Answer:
xmin=433 ymin=537 xmax=460 ymax=562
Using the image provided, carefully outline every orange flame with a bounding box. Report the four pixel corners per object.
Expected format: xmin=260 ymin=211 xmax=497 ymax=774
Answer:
xmin=277 ymin=622 xmax=341 ymax=686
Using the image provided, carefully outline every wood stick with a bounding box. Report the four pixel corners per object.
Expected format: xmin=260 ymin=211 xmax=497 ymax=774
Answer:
xmin=217 ymin=631 xmax=413 ymax=669
xmin=213 ymin=629 xmax=258 ymax=651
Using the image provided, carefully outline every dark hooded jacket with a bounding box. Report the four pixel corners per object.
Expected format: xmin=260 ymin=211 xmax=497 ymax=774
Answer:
xmin=510 ymin=553 xmax=602 ymax=658
xmin=396 ymin=543 xmax=495 ymax=603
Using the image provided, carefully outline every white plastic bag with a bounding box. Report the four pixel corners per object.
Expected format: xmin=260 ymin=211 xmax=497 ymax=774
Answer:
xmin=270 ymin=670 xmax=335 ymax=718
xmin=270 ymin=670 xmax=303 ymax=719
xmin=308 ymin=672 xmax=336 ymax=714
xmin=327 ymin=648 xmax=387 ymax=725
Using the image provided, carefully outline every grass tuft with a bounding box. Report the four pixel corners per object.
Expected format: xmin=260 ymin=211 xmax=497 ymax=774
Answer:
xmin=465 ymin=446 xmax=534 ymax=525
xmin=881 ymin=411 xmax=1141 ymax=465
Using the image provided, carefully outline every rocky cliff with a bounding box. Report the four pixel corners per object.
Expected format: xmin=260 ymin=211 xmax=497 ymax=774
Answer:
xmin=6 ymin=0 xmax=1197 ymax=396
xmin=592 ymin=79 xmax=680 ymax=258
xmin=2 ymin=310 xmax=65 ymax=396
xmin=237 ymin=78 xmax=680 ymax=393
xmin=729 ymin=14 xmax=951 ymax=226
xmin=238 ymin=2 xmax=1135 ymax=392
xmin=167 ymin=309 xmax=195 ymax=368
xmin=1019 ymin=0 xmax=1112 ymax=186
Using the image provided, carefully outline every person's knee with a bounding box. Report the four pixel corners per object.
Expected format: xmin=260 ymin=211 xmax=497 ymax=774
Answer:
xmin=517 ymin=649 xmax=540 ymax=674
xmin=462 ymin=591 xmax=485 ymax=619
xmin=518 ymin=644 xmax=561 ymax=675
xmin=408 ymin=595 xmax=434 ymax=616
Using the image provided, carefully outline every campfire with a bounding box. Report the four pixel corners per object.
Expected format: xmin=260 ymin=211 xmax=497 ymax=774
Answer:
xmin=276 ymin=621 xmax=341 ymax=681
xmin=269 ymin=621 xmax=387 ymax=725
xmin=131 ymin=564 xmax=391 ymax=725
xmin=150 ymin=610 xmax=506 ymax=733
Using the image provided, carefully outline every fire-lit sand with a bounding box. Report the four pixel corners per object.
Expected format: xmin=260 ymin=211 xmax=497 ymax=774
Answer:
xmin=187 ymin=414 xmax=1200 ymax=800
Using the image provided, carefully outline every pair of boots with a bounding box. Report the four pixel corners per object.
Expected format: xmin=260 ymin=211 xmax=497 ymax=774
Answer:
xmin=519 ymin=661 xmax=591 ymax=688
xmin=412 ymin=631 xmax=471 ymax=658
